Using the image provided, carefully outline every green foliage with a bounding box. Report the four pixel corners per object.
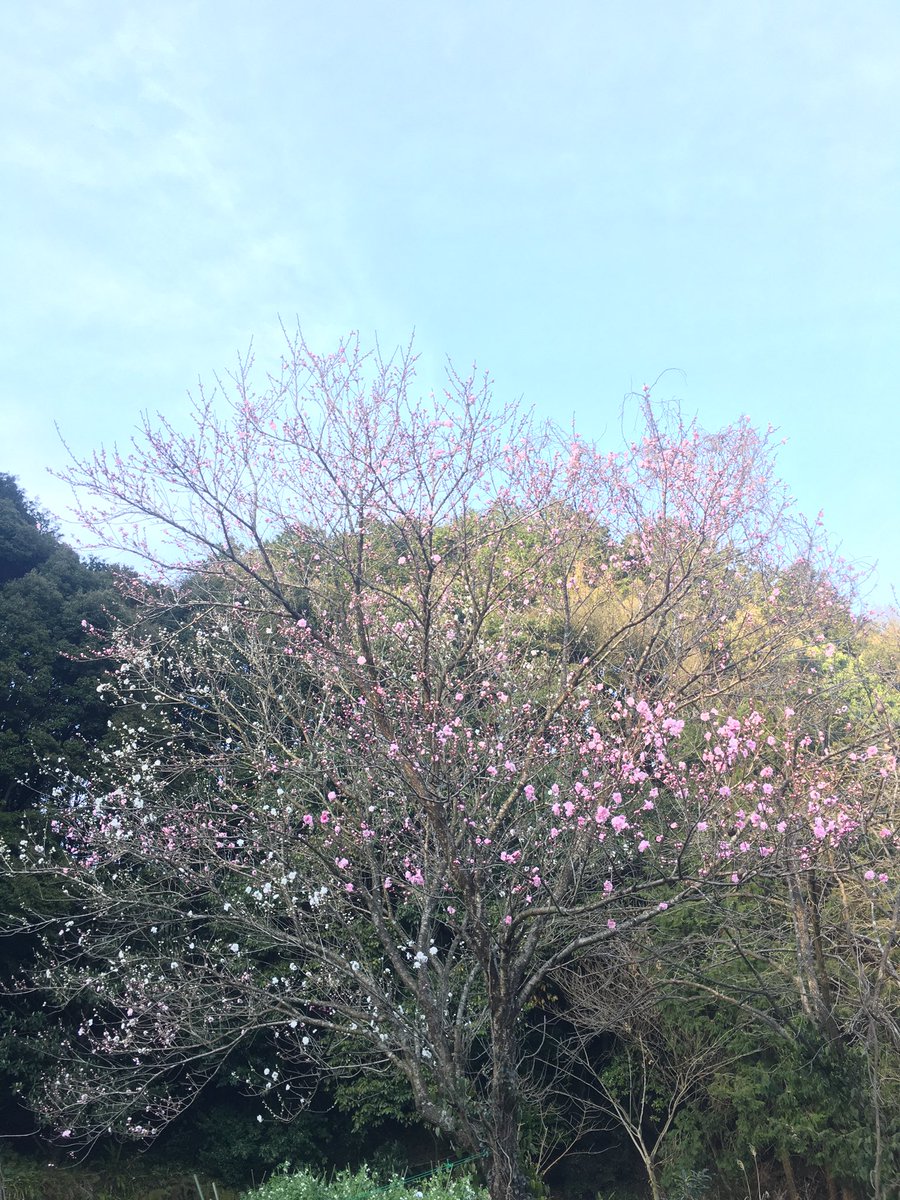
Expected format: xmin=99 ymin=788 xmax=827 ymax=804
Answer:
xmin=662 ymin=1165 xmax=711 ymax=1200
xmin=0 ymin=474 xmax=123 ymax=810
xmin=157 ymin=1094 xmax=339 ymax=1187
xmin=240 ymin=1164 xmax=487 ymax=1200
xmin=705 ymin=1034 xmax=874 ymax=1187
xmin=0 ymin=475 xmax=127 ymax=1140
xmin=0 ymin=1148 xmax=239 ymax=1200
xmin=0 ymin=475 xmax=55 ymax=583
xmin=332 ymin=1072 xmax=419 ymax=1134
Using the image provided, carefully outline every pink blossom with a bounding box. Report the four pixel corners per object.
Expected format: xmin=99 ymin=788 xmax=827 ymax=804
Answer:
xmin=37 ymin=331 xmax=888 ymax=1155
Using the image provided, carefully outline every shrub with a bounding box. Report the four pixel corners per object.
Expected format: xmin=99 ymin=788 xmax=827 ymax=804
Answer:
xmin=241 ymin=1164 xmax=488 ymax=1200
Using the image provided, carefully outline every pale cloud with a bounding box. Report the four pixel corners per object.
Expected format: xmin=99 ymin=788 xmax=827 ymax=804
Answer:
xmin=0 ymin=9 xmax=238 ymax=210
xmin=1 ymin=2 xmax=374 ymax=348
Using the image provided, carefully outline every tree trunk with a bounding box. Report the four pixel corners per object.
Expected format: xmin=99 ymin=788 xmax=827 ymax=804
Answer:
xmin=869 ymin=1014 xmax=883 ymax=1200
xmin=642 ymin=1158 xmax=663 ymax=1200
xmin=486 ymin=1125 xmax=534 ymax=1200
xmin=779 ymin=1147 xmax=800 ymax=1200
xmin=487 ymin=1009 xmax=534 ymax=1200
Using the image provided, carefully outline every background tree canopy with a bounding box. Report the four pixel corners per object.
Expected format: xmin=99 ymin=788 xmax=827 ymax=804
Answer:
xmin=0 ymin=475 xmax=126 ymax=1143
xmin=0 ymin=474 xmax=122 ymax=810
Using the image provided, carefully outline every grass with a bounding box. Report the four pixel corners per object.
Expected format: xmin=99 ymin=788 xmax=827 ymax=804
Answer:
xmin=0 ymin=1150 xmax=240 ymax=1200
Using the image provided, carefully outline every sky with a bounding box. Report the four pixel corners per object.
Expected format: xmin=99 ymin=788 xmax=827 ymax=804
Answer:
xmin=2 ymin=0 xmax=898 ymax=608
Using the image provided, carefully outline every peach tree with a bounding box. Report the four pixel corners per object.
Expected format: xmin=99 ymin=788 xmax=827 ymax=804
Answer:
xmin=6 ymin=332 xmax=896 ymax=1200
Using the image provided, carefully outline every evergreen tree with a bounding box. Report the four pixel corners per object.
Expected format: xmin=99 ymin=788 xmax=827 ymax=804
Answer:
xmin=0 ymin=474 xmax=121 ymax=811
xmin=0 ymin=474 xmax=122 ymax=1134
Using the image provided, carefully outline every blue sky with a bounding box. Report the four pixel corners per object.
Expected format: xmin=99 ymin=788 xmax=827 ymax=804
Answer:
xmin=2 ymin=1 xmax=898 ymax=607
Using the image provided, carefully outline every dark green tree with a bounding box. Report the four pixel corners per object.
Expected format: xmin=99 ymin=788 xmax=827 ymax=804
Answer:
xmin=0 ymin=474 xmax=123 ymax=811
xmin=0 ymin=474 xmax=123 ymax=1135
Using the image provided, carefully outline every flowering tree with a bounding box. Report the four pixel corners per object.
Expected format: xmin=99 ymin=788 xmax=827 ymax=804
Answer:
xmin=7 ymin=332 xmax=896 ymax=1200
